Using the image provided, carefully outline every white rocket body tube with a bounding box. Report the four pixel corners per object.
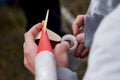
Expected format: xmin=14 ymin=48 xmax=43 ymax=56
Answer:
xmin=35 ymin=51 xmax=57 ymax=80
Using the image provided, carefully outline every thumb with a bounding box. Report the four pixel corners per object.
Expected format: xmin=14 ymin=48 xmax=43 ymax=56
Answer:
xmin=54 ymin=41 xmax=69 ymax=54
xmin=61 ymin=41 xmax=70 ymax=51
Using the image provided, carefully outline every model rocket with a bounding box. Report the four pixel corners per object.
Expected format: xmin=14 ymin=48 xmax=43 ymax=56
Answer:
xmin=35 ymin=9 xmax=57 ymax=80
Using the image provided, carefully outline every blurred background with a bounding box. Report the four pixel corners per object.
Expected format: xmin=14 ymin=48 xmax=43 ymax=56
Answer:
xmin=0 ymin=0 xmax=90 ymax=80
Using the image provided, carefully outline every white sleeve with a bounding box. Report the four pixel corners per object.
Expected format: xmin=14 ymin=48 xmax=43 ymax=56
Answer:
xmin=83 ymin=4 xmax=120 ymax=80
xmin=57 ymin=67 xmax=78 ymax=80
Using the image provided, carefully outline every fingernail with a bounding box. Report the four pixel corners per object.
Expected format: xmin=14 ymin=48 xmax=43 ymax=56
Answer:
xmin=61 ymin=41 xmax=70 ymax=48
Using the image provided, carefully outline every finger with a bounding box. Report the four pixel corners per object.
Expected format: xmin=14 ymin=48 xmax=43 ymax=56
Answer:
xmin=23 ymin=42 xmax=37 ymax=57
xmin=28 ymin=22 xmax=42 ymax=39
xmin=24 ymin=23 xmax=42 ymax=43
xmin=79 ymin=48 xmax=90 ymax=58
xmin=24 ymin=42 xmax=36 ymax=67
xmin=23 ymin=43 xmax=36 ymax=74
xmin=72 ymin=15 xmax=85 ymax=35
xmin=24 ymin=56 xmax=35 ymax=74
xmin=23 ymin=42 xmax=37 ymax=72
xmin=61 ymin=41 xmax=70 ymax=51
xmin=76 ymin=33 xmax=84 ymax=43
xmin=23 ymin=32 xmax=38 ymax=56
xmin=54 ymin=41 xmax=69 ymax=67
xmin=75 ymin=43 xmax=85 ymax=57
xmin=54 ymin=41 xmax=69 ymax=53
xmin=26 ymin=56 xmax=35 ymax=74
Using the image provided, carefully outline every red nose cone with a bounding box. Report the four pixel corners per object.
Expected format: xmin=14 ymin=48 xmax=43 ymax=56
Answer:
xmin=37 ymin=29 xmax=53 ymax=54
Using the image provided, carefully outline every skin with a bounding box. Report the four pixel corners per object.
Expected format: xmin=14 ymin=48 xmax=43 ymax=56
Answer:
xmin=72 ymin=15 xmax=90 ymax=58
xmin=23 ymin=23 xmax=69 ymax=75
xmin=23 ymin=15 xmax=90 ymax=74
xmin=23 ymin=23 xmax=42 ymax=74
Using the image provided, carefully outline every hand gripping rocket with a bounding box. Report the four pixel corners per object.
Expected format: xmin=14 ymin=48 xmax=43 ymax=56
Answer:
xmin=35 ymin=9 xmax=57 ymax=80
xmin=35 ymin=9 xmax=78 ymax=80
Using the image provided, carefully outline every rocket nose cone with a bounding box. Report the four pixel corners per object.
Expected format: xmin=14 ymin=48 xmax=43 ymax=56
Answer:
xmin=37 ymin=31 xmax=53 ymax=54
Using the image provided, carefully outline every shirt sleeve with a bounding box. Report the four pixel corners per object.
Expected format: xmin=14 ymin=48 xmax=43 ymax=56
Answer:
xmin=83 ymin=4 xmax=120 ymax=80
xmin=57 ymin=67 xmax=78 ymax=80
xmin=85 ymin=0 xmax=120 ymax=47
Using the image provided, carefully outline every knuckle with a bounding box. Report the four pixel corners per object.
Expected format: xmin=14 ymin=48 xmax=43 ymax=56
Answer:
xmin=55 ymin=43 xmax=61 ymax=48
xmin=24 ymin=32 xmax=29 ymax=38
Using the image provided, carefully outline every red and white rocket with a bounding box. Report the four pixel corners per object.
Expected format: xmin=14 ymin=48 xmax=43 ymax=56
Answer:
xmin=35 ymin=10 xmax=57 ymax=80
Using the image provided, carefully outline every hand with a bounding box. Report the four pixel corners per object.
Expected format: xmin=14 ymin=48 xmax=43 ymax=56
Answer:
xmin=54 ymin=41 xmax=69 ymax=67
xmin=72 ymin=15 xmax=90 ymax=58
xmin=23 ymin=23 xmax=42 ymax=74
xmin=23 ymin=22 xmax=69 ymax=75
xmin=75 ymin=32 xmax=90 ymax=58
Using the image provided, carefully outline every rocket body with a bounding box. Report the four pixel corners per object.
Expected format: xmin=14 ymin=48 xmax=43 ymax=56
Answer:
xmin=35 ymin=51 xmax=57 ymax=80
xmin=35 ymin=10 xmax=57 ymax=80
xmin=35 ymin=19 xmax=57 ymax=80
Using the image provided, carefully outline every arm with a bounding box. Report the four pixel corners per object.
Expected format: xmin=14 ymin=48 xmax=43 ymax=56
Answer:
xmin=83 ymin=4 xmax=120 ymax=80
xmin=85 ymin=0 xmax=120 ymax=47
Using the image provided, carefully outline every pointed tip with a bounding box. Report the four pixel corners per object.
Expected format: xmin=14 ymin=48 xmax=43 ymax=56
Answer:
xmin=37 ymin=30 xmax=53 ymax=54
xmin=44 ymin=9 xmax=49 ymax=32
